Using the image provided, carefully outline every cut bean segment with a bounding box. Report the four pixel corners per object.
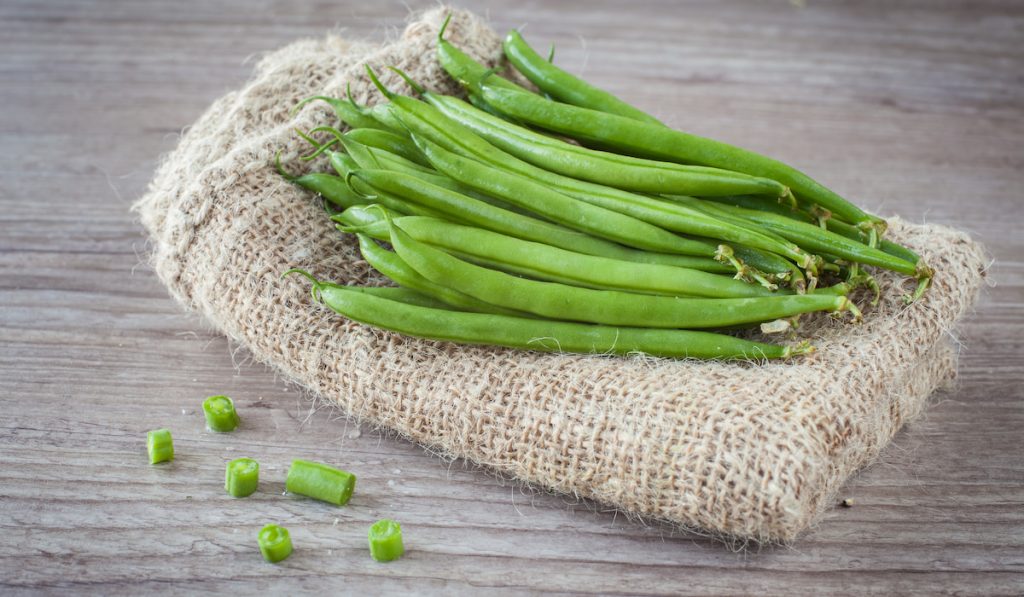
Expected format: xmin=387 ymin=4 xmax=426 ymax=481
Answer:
xmin=258 ymin=524 xmax=293 ymax=563
xmin=202 ymin=395 xmax=239 ymax=432
xmin=368 ymin=519 xmax=405 ymax=562
xmin=147 ymin=428 xmax=173 ymax=464
xmin=474 ymin=82 xmax=886 ymax=235
xmin=225 ymin=458 xmax=259 ymax=498
xmin=288 ymin=274 xmax=812 ymax=360
xmin=285 ymin=459 xmax=356 ymax=506
xmin=503 ymin=29 xmax=663 ymax=125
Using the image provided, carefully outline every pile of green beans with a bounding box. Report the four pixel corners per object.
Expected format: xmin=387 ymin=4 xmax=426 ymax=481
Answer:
xmin=278 ymin=14 xmax=934 ymax=361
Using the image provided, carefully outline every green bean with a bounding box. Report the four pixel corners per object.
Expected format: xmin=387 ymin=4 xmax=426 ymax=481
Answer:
xmin=423 ymin=93 xmax=788 ymax=198
xmin=335 ymin=284 xmax=454 ymax=310
xmin=390 ymin=220 xmax=858 ymax=328
xmin=294 ymin=277 xmax=812 ymax=360
xmin=696 ymin=201 xmax=922 ymax=276
xmin=708 ymin=201 xmax=932 ymax=301
xmin=363 ymin=70 xmax=807 ymax=275
xmin=347 ymin=167 xmax=731 ymax=272
xmin=475 ymin=82 xmax=886 ymax=236
xmin=225 ymin=458 xmax=259 ymax=498
xmin=354 ymin=233 xmax=526 ymax=316
xmin=339 ymin=127 xmax=431 ymax=168
xmin=277 ymin=152 xmax=366 ymax=209
xmin=503 ymin=29 xmax=662 ymax=126
xmin=339 ymin=209 xmax=776 ymax=298
xmin=292 ymin=90 xmax=391 ymax=132
xmin=436 ymin=14 xmax=528 ymax=93
xmin=412 ymin=135 xmax=723 ymax=256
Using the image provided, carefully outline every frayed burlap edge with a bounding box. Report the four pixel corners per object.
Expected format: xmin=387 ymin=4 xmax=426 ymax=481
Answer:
xmin=132 ymin=6 xmax=988 ymax=543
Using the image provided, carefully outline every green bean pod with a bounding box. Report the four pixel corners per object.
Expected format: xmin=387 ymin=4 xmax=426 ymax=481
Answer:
xmin=302 ymin=279 xmax=812 ymax=360
xmin=283 ymin=170 xmax=366 ymax=210
xmin=424 ymin=93 xmax=788 ymax=198
xmin=475 ymin=83 xmax=886 ymax=235
xmin=407 ymin=137 xmax=724 ymax=256
xmin=292 ymin=94 xmax=391 ymax=132
xmin=698 ymin=201 xmax=921 ymax=276
xmin=503 ymin=29 xmax=663 ymax=125
xmin=436 ymin=14 xmax=529 ymax=93
xmin=357 ymin=78 xmax=805 ymax=274
xmin=339 ymin=210 xmax=776 ymax=298
xmin=356 ymin=234 xmax=526 ymax=316
xmin=342 ymin=128 xmax=431 ymax=168
xmin=336 ymin=180 xmax=732 ymax=274
xmin=390 ymin=221 xmax=858 ymax=328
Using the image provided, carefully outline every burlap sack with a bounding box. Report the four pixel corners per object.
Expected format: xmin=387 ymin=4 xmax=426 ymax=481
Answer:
xmin=133 ymin=7 xmax=987 ymax=542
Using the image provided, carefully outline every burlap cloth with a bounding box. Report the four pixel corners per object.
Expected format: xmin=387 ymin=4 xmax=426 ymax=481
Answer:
xmin=133 ymin=7 xmax=987 ymax=542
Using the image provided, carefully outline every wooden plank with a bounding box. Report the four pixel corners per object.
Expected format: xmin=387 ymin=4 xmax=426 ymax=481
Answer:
xmin=1 ymin=0 xmax=1022 ymax=594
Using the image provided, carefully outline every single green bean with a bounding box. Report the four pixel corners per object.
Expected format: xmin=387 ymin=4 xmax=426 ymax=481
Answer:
xmin=436 ymin=14 xmax=528 ymax=93
xmin=277 ymin=151 xmax=367 ymax=210
xmin=292 ymin=93 xmax=390 ymax=132
xmin=340 ymin=211 xmax=776 ymax=298
xmin=355 ymin=233 xmax=527 ymax=316
xmin=475 ymin=82 xmax=886 ymax=235
xmin=297 ymin=278 xmax=812 ymax=360
xmin=424 ymin=93 xmax=787 ymax=198
xmin=390 ymin=220 xmax=858 ymax=328
xmin=347 ymin=168 xmax=732 ymax=272
xmin=503 ymin=29 xmax=662 ymax=125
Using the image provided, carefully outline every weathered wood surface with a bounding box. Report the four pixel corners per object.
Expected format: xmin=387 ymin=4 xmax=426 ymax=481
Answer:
xmin=1 ymin=0 xmax=1021 ymax=594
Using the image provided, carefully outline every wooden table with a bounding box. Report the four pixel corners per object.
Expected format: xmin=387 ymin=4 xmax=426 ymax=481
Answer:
xmin=2 ymin=1 xmax=1021 ymax=594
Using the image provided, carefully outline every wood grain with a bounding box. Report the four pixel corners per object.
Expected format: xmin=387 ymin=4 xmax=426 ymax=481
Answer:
xmin=1 ymin=0 xmax=1022 ymax=594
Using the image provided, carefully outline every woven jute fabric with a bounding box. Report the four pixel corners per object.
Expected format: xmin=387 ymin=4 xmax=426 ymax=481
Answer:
xmin=134 ymin=7 xmax=987 ymax=542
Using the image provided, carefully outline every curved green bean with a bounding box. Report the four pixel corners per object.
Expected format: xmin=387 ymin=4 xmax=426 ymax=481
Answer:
xmin=503 ymin=29 xmax=663 ymax=126
xmin=355 ymin=233 xmax=525 ymax=316
xmin=475 ymin=82 xmax=886 ymax=235
xmin=424 ymin=93 xmax=788 ymax=198
xmin=338 ymin=209 xmax=777 ymax=298
xmin=336 ymin=181 xmax=732 ymax=274
xmin=297 ymin=278 xmax=812 ymax=360
xmin=390 ymin=220 xmax=858 ymax=328
xmin=436 ymin=14 xmax=528 ymax=93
